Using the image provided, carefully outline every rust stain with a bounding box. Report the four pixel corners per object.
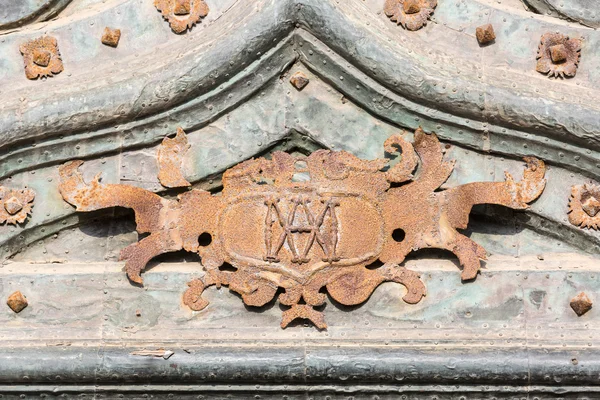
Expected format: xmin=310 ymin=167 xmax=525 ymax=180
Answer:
xmin=0 ymin=186 xmax=35 ymax=225
xmin=59 ymin=128 xmax=546 ymax=329
xmin=19 ymin=36 xmax=63 ymax=80
xmin=157 ymin=127 xmax=191 ymax=188
xmin=384 ymin=0 xmax=437 ymax=31
xmin=536 ymin=32 xmax=581 ymax=78
xmin=154 ymin=0 xmax=209 ymax=34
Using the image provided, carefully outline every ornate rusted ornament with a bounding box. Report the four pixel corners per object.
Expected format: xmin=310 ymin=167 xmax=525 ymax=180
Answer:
xmin=154 ymin=0 xmax=209 ymax=34
xmin=0 ymin=186 xmax=35 ymax=225
xmin=568 ymin=183 xmax=600 ymax=229
xmin=384 ymin=0 xmax=437 ymax=31
xmin=58 ymin=128 xmax=546 ymax=329
xmin=157 ymin=127 xmax=191 ymax=188
xmin=536 ymin=32 xmax=581 ymax=78
xmin=19 ymin=36 xmax=64 ymax=80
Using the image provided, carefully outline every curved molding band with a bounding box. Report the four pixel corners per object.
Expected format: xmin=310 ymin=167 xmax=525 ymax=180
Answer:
xmin=523 ymin=0 xmax=600 ymax=28
xmin=1 ymin=0 xmax=600 ymax=178
xmin=0 ymin=0 xmax=72 ymax=31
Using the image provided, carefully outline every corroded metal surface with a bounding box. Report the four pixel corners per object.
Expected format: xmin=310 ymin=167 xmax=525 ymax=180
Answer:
xmin=6 ymin=291 xmax=27 ymax=313
xmin=1 ymin=255 xmax=599 ymax=397
xmin=101 ymin=27 xmax=121 ymax=48
xmin=157 ymin=127 xmax=191 ymax=188
xmin=0 ymin=186 xmax=35 ymax=225
xmin=569 ymin=184 xmax=600 ymax=229
xmin=476 ymin=24 xmax=495 ymax=45
xmin=380 ymin=129 xmax=546 ymax=281
xmin=1 ymin=0 xmax=600 ymax=394
xmin=536 ymin=32 xmax=582 ymax=78
xmin=570 ymin=292 xmax=592 ymax=316
xmin=58 ymin=160 xmax=176 ymax=284
xmin=154 ymin=0 xmax=209 ymax=34
xmin=19 ymin=36 xmax=63 ymax=80
xmin=384 ymin=0 xmax=437 ymax=31
xmin=58 ymin=128 xmax=546 ymax=328
xmin=289 ymin=71 xmax=310 ymax=91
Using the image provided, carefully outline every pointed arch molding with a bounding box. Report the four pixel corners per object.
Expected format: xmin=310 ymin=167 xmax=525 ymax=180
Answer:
xmin=1 ymin=0 xmax=600 ymax=258
xmin=0 ymin=0 xmax=73 ymax=31
xmin=1 ymin=0 xmax=600 ymax=175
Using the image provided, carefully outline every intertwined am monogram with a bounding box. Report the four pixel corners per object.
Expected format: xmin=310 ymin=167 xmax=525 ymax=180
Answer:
xmin=263 ymin=196 xmax=341 ymax=264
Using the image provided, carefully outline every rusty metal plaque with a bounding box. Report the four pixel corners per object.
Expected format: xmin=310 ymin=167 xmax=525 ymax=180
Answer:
xmin=58 ymin=127 xmax=546 ymax=329
xmin=384 ymin=0 xmax=437 ymax=31
xmin=0 ymin=186 xmax=35 ymax=225
xmin=536 ymin=32 xmax=582 ymax=78
xmin=569 ymin=183 xmax=600 ymax=229
xmin=19 ymin=36 xmax=63 ymax=80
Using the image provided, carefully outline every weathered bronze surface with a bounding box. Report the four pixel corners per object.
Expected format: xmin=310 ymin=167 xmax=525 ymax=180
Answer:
xmin=58 ymin=128 xmax=546 ymax=328
xmin=6 ymin=291 xmax=28 ymax=313
xmin=384 ymin=0 xmax=437 ymax=31
xmin=570 ymin=292 xmax=592 ymax=316
xmin=154 ymin=0 xmax=209 ymax=34
xmin=569 ymin=184 xmax=600 ymax=229
xmin=19 ymin=36 xmax=63 ymax=80
xmin=0 ymin=186 xmax=35 ymax=225
xmin=157 ymin=127 xmax=191 ymax=188
xmin=536 ymin=32 xmax=581 ymax=78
